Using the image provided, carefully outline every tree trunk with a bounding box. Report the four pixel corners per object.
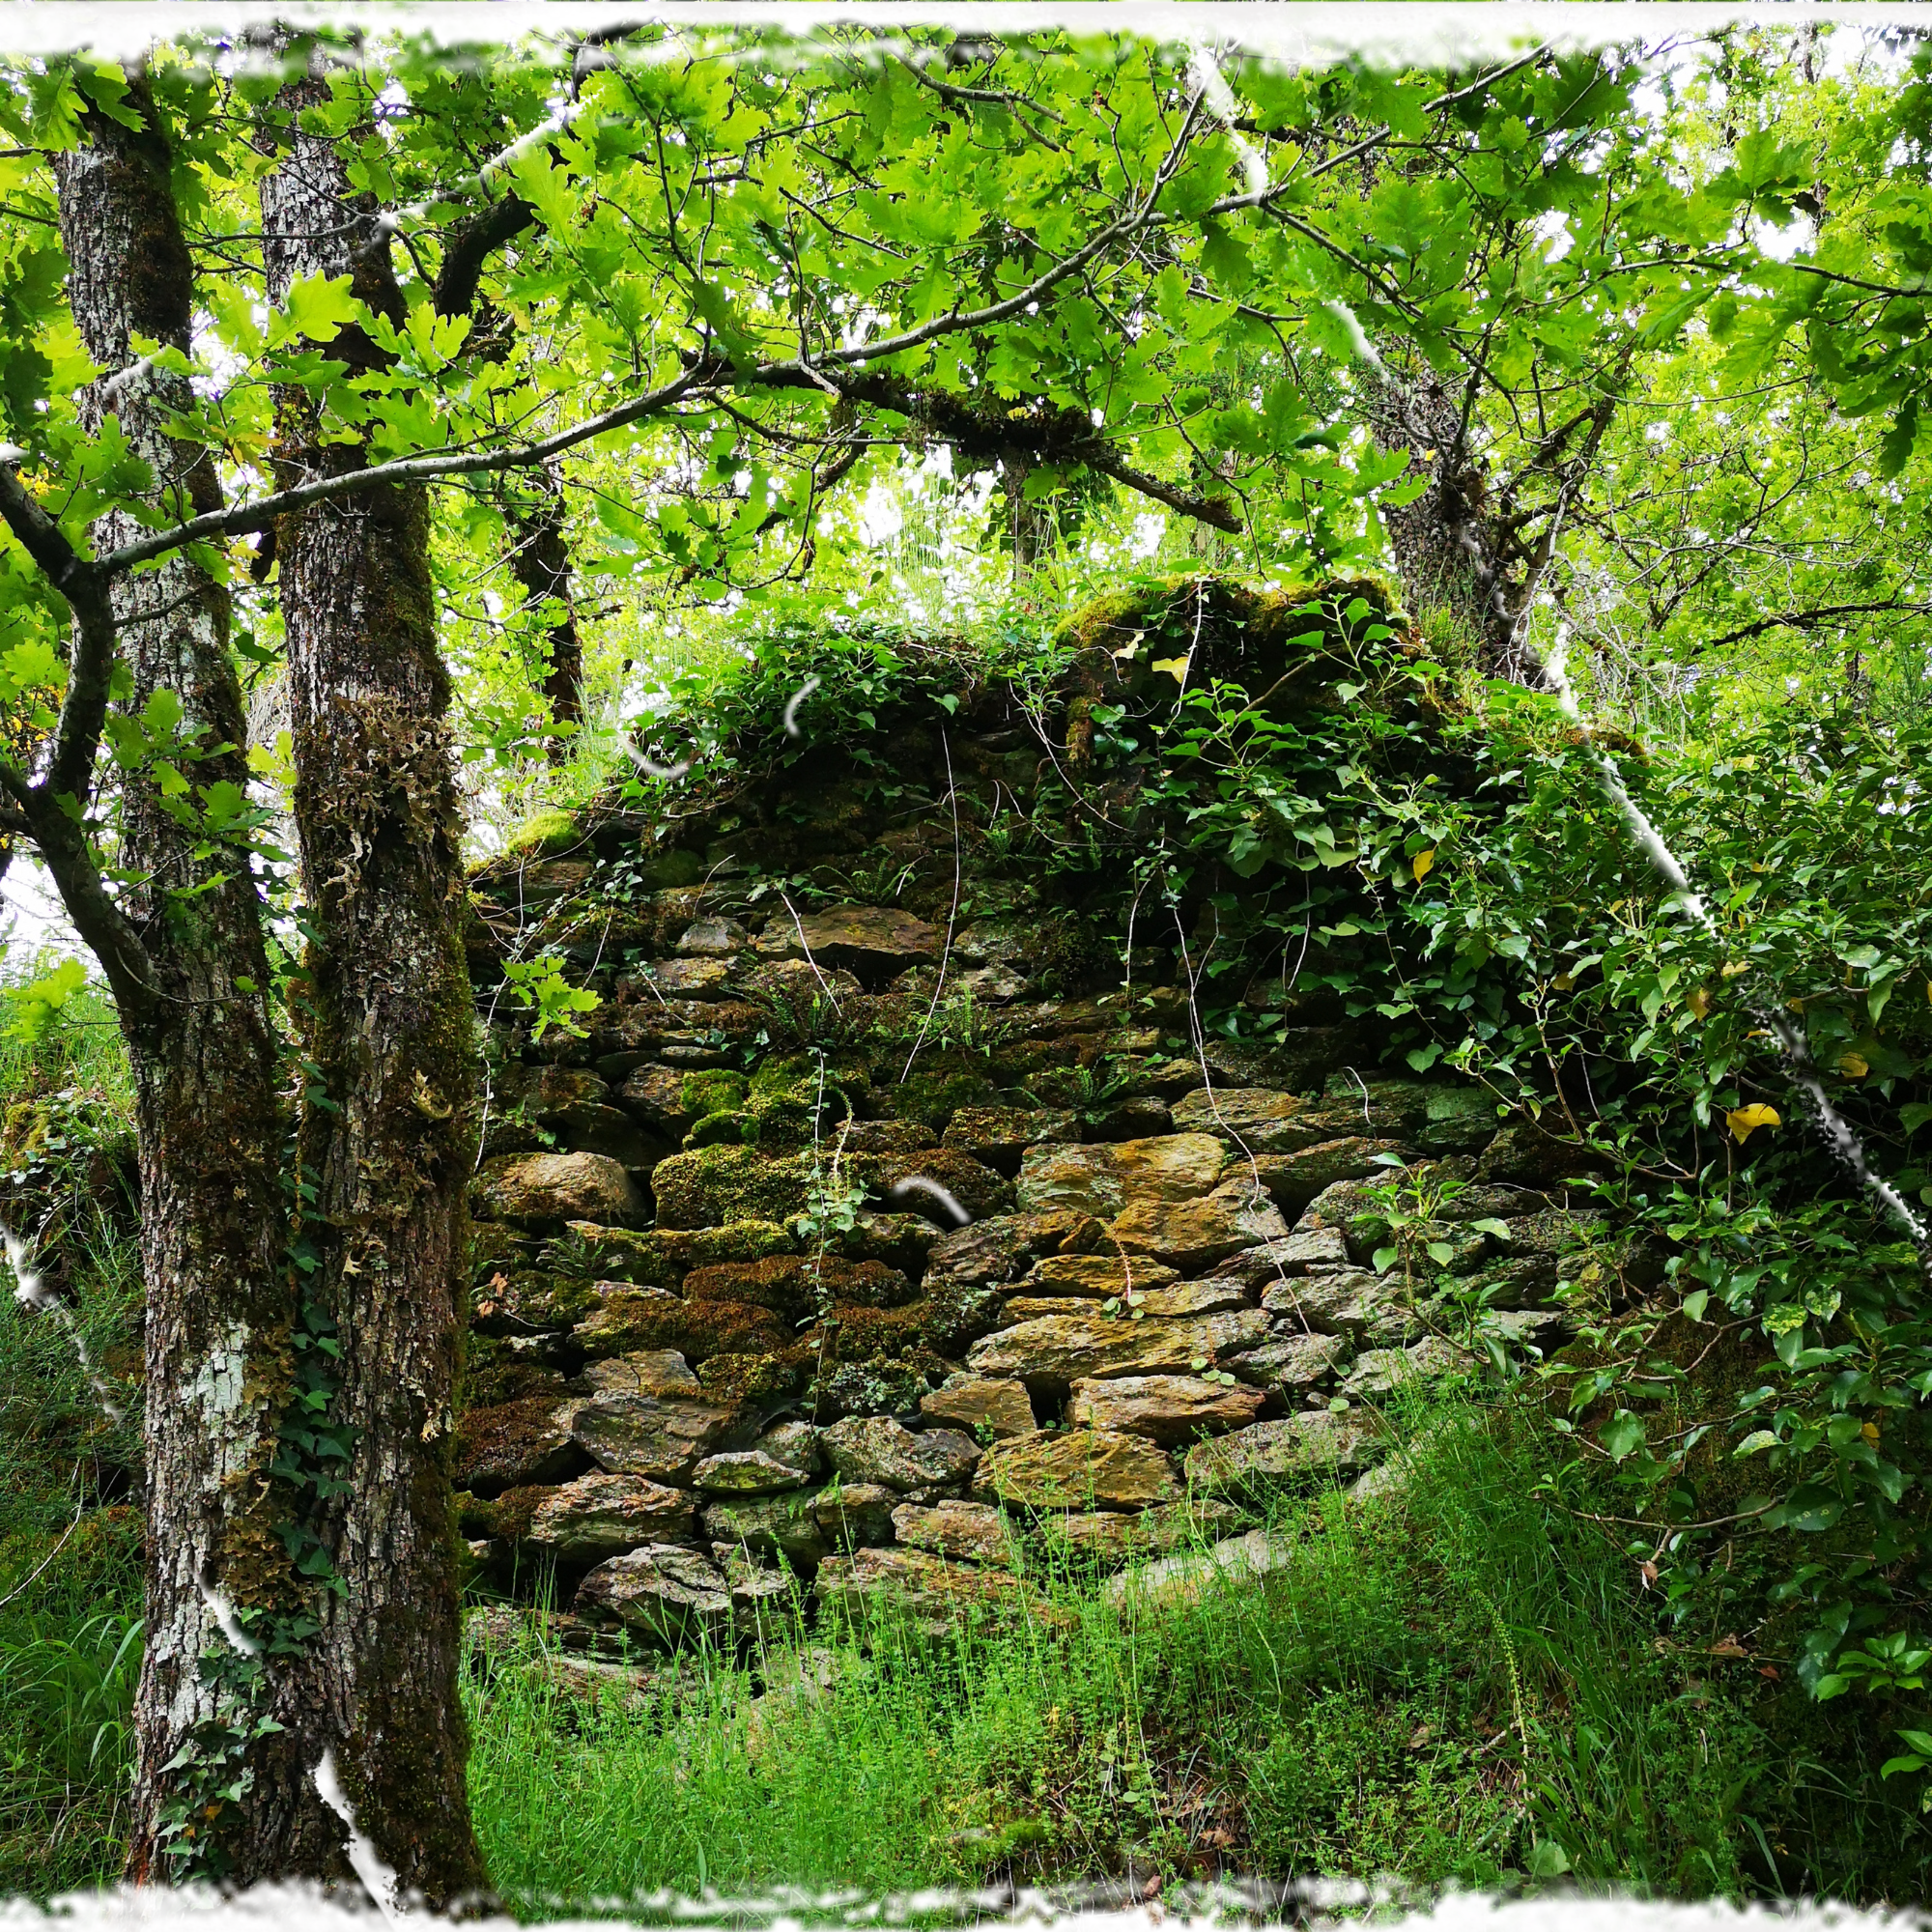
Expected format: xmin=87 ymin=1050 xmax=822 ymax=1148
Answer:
xmin=1361 ymin=368 xmax=1520 ymax=669
xmin=254 ymin=37 xmax=489 ymax=1906
xmin=49 ymin=76 xmax=321 ymax=1883
xmin=503 ymin=468 xmax=584 ymax=759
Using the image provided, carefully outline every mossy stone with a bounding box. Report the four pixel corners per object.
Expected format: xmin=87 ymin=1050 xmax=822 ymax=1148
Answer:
xmin=503 ymin=808 xmax=583 ymax=859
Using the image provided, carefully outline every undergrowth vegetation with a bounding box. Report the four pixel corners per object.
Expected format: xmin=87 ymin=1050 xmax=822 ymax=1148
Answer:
xmin=4 ymin=575 xmax=1932 ymax=1902
xmin=465 ymin=1395 xmax=1927 ymax=1912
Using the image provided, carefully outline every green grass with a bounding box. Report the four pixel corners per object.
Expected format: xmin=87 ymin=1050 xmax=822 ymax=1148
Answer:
xmin=466 ymin=1398 xmax=1918 ymax=1916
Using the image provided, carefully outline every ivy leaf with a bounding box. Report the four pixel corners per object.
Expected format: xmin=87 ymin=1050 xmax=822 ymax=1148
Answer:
xmin=1600 ymin=1411 xmax=1647 ymax=1462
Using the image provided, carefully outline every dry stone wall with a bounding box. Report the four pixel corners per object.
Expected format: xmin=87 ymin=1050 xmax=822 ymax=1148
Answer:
xmin=455 ymin=679 xmax=1626 ymax=1652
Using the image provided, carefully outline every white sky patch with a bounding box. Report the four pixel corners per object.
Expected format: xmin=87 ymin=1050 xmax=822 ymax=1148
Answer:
xmin=1533 ymin=208 xmax=1575 ymax=264
xmin=1751 ymin=211 xmax=1817 ymax=261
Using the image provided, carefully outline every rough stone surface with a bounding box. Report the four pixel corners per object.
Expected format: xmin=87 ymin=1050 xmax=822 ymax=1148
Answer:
xmin=581 ymin=1350 xmax=702 ymax=1397
xmin=1263 ymin=1267 xmax=1421 ymax=1343
xmin=1104 ymin=1528 xmax=1294 ymax=1609
xmin=973 ymin=1428 xmax=1179 ymax=1512
xmin=702 ymin=1491 xmax=830 ymax=1570
xmin=1341 ymin=1334 xmax=1473 ymax=1397
xmin=1109 ymin=1180 xmax=1290 ymax=1270
xmin=473 ymin=1151 xmax=646 ymax=1228
xmin=919 ymin=1376 xmax=1037 ymax=1440
xmin=1183 ymin=1410 xmax=1387 ymax=1498
xmin=571 ymin=1284 xmax=789 ymax=1363
xmin=812 ymin=1546 xmax=1029 ymax=1635
xmin=1046 ymin=1499 xmax=1242 ymax=1569
xmin=793 ymin=902 xmax=943 ymax=976
xmin=880 ymin=1149 xmax=1016 ymax=1224
xmin=454 ymin=1398 xmax=588 ymax=1495
xmin=575 ymin=1544 xmax=731 ymax=1648
xmin=820 ymin=1415 xmax=982 ymax=1498
xmin=812 ymin=1483 xmax=899 ymax=1548
xmin=1015 ymin=1134 xmax=1227 ymax=1218
xmin=1223 ymin=1332 xmax=1349 ymax=1393
xmin=1171 ymin=1087 xmax=1334 ymax=1152
xmin=570 ymin=1390 xmax=740 ymax=1484
xmin=1209 ymin=1227 xmax=1350 ymax=1286
xmin=943 ymin=1107 xmax=1082 ymax=1176
xmin=891 ymin=1500 xmax=1015 ymax=1567
xmin=521 ymin=1473 xmax=698 ymax=1558
xmin=1023 ymin=1253 xmax=1179 ymax=1298
xmin=966 ymin=1307 xmax=1269 ymax=1386
xmin=685 ymin=1253 xmax=912 ymax=1321
xmin=1250 ymin=1140 xmax=1416 ymax=1214
xmin=693 ymin=1449 xmax=813 ymax=1494
xmin=1066 ymin=1374 xmax=1265 ymax=1446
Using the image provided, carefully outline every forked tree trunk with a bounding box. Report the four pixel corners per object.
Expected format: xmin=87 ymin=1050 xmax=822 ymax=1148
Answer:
xmin=252 ymin=35 xmax=489 ymax=1905
xmin=49 ymin=77 xmax=319 ymax=1883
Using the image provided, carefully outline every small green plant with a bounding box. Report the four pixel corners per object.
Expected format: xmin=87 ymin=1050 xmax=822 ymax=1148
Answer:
xmin=498 ymin=952 xmax=600 ymax=1041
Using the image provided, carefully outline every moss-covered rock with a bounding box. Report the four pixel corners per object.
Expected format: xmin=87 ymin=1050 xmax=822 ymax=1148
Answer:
xmin=650 ymin=1146 xmax=820 ymax=1228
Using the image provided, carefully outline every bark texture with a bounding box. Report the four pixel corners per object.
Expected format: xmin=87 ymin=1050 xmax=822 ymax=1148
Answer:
xmin=1361 ymin=369 xmax=1517 ymax=668
xmin=502 ymin=468 xmax=584 ymax=755
xmin=49 ymin=79 xmax=307 ymax=1882
xmin=254 ymin=39 xmax=489 ymax=1906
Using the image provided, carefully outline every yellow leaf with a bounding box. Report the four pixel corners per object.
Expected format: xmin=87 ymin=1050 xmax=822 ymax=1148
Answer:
xmin=1721 ymin=960 xmax=1750 ymax=979
xmin=1150 ymin=655 xmax=1191 ymax=683
xmin=1687 ymin=986 xmax=1712 ymax=1019
xmin=1837 ymin=1051 xmax=1869 ymax=1079
xmin=1725 ymin=1103 xmax=1780 ymax=1144
xmin=1411 ymin=847 xmax=1435 ymax=882
xmin=1862 ymin=1421 xmax=1881 ymax=1445
xmin=1552 ymin=972 xmax=1576 ymax=992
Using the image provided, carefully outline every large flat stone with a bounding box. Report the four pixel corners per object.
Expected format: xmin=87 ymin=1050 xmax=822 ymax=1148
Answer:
xmin=516 ymin=1473 xmax=697 ymax=1558
xmin=454 ymin=1398 xmax=589 ymax=1495
xmin=1002 ymin=1279 xmax=1249 ymax=1324
xmin=472 ymin=1151 xmax=646 ymax=1228
xmin=794 ymin=902 xmax=942 ymax=976
xmin=1263 ymin=1267 xmax=1421 ymax=1343
xmin=919 ymin=1376 xmax=1037 ymax=1440
xmin=1104 ymin=1528 xmax=1294 ymax=1610
xmin=702 ymin=1490 xmax=830 ymax=1570
xmin=1183 ymin=1410 xmax=1387 ymax=1498
xmin=1043 ymin=1498 xmax=1242 ymax=1569
xmin=1066 ymin=1375 xmax=1264 ymax=1447
xmin=570 ymin=1389 xmax=739 ymax=1483
xmin=1015 ymin=1133 xmax=1227 ymax=1218
xmin=820 ymin=1415 xmax=982 ymax=1499
xmin=1108 ymin=1180 xmax=1290 ymax=1271
xmin=1222 ymin=1332 xmax=1349 ymax=1393
xmin=812 ymin=1545 xmax=1031 ymax=1636
xmin=972 ymin=1427 xmax=1179 ymax=1512
xmin=1340 ymin=1335 xmax=1473 ymax=1398
xmin=1022 ymin=1253 xmax=1179 ymax=1298
xmin=1250 ymin=1140 xmax=1415 ymax=1215
xmin=891 ymin=1500 xmax=1015 ymax=1567
xmin=1170 ymin=1087 xmax=1339 ymax=1152
xmin=966 ymin=1306 xmax=1268 ymax=1386
xmin=811 ymin=1482 xmax=899 ymax=1549
xmin=570 ymin=1284 xmax=789 ymax=1362
xmin=580 ymin=1350 xmax=702 ymax=1397
xmin=684 ymin=1253 xmax=913 ymax=1322
xmin=1208 ymin=1227 xmax=1350 ymax=1287
xmin=575 ymin=1544 xmax=731 ymax=1649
